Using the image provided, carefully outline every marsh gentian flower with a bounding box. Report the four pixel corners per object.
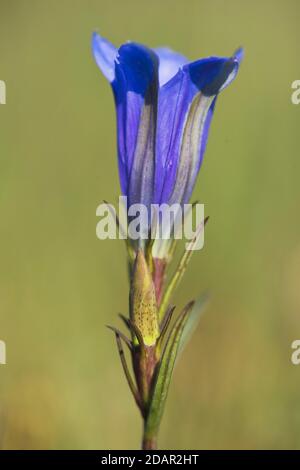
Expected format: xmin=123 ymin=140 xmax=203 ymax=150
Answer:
xmin=92 ymin=33 xmax=242 ymax=213
xmin=92 ymin=34 xmax=243 ymax=450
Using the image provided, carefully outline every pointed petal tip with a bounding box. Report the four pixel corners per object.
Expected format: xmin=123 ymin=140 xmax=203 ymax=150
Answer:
xmin=91 ymin=32 xmax=117 ymax=82
xmin=218 ymin=47 xmax=243 ymax=92
xmin=187 ymin=47 xmax=243 ymax=97
xmin=233 ymin=47 xmax=244 ymax=63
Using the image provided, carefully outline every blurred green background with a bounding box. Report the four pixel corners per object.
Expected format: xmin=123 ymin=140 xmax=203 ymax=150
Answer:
xmin=1 ymin=0 xmax=300 ymax=450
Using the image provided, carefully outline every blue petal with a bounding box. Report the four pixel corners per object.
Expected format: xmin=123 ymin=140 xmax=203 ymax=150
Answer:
xmin=154 ymin=47 xmax=188 ymax=86
xmin=180 ymin=97 xmax=216 ymax=204
xmin=92 ymin=33 xmax=117 ymax=82
xmin=189 ymin=54 xmax=240 ymax=96
xmin=114 ymin=43 xmax=158 ymax=97
xmin=112 ymin=43 xmax=159 ymax=205
xmin=155 ymin=50 xmax=242 ymax=205
xmin=233 ymin=47 xmax=244 ymax=63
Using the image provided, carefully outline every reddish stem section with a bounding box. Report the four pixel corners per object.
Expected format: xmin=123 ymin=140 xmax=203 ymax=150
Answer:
xmin=133 ymin=345 xmax=158 ymax=410
xmin=142 ymin=435 xmax=157 ymax=450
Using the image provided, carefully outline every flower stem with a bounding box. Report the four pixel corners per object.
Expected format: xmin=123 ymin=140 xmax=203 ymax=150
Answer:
xmin=142 ymin=427 xmax=157 ymax=450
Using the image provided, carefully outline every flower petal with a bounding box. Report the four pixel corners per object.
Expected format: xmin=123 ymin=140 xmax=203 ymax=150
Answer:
xmin=154 ymin=47 xmax=188 ymax=86
xmin=113 ymin=43 xmax=159 ymax=205
xmin=92 ymin=33 xmax=117 ymax=82
xmin=155 ymin=49 xmax=242 ymax=205
xmin=189 ymin=54 xmax=240 ymax=96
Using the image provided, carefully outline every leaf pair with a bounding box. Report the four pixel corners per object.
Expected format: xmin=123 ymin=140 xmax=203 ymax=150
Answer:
xmin=144 ymin=295 xmax=208 ymax=442
xmin=107 ymin=318 xmax=144 ymax=415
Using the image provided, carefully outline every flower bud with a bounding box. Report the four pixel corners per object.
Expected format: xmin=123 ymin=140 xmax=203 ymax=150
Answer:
xmin=130 ymin=251 xmax=159 ymax=346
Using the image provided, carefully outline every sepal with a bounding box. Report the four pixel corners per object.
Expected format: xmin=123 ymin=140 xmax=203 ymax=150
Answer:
xmin=143 ymin=301 xmax=194 ymax=442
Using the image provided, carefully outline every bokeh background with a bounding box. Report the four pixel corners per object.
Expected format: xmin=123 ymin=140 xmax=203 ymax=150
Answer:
xmin=0 ymin=0 xmax=300 ymax=450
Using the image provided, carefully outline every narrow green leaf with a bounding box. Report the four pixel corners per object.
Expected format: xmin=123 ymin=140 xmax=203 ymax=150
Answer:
xmin=144 ymin=301 xmax=195 ymax=440
xmin=106 ymin=325 xmax=133 ymax=351
xmin=166 ymin=201 xmax=200 ymax=263
xmin=160 ymin=305 xmax=175 ymax=336
xmin=114 ymin=332 xmax=142 ymax=413
xmin=158 ymin=216 xmax=209 ymax=320
xmin=118 ymin=313 xmax=131 ymax=331
xmin=157 ymin=305 xmax=175 ymax=350
xmin=177 ymin=293 xmax=209 ymax=357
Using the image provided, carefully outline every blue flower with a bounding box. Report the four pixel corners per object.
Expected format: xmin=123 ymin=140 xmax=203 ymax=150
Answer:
xmin=92 ymin=33 xmax=242 ymax=211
